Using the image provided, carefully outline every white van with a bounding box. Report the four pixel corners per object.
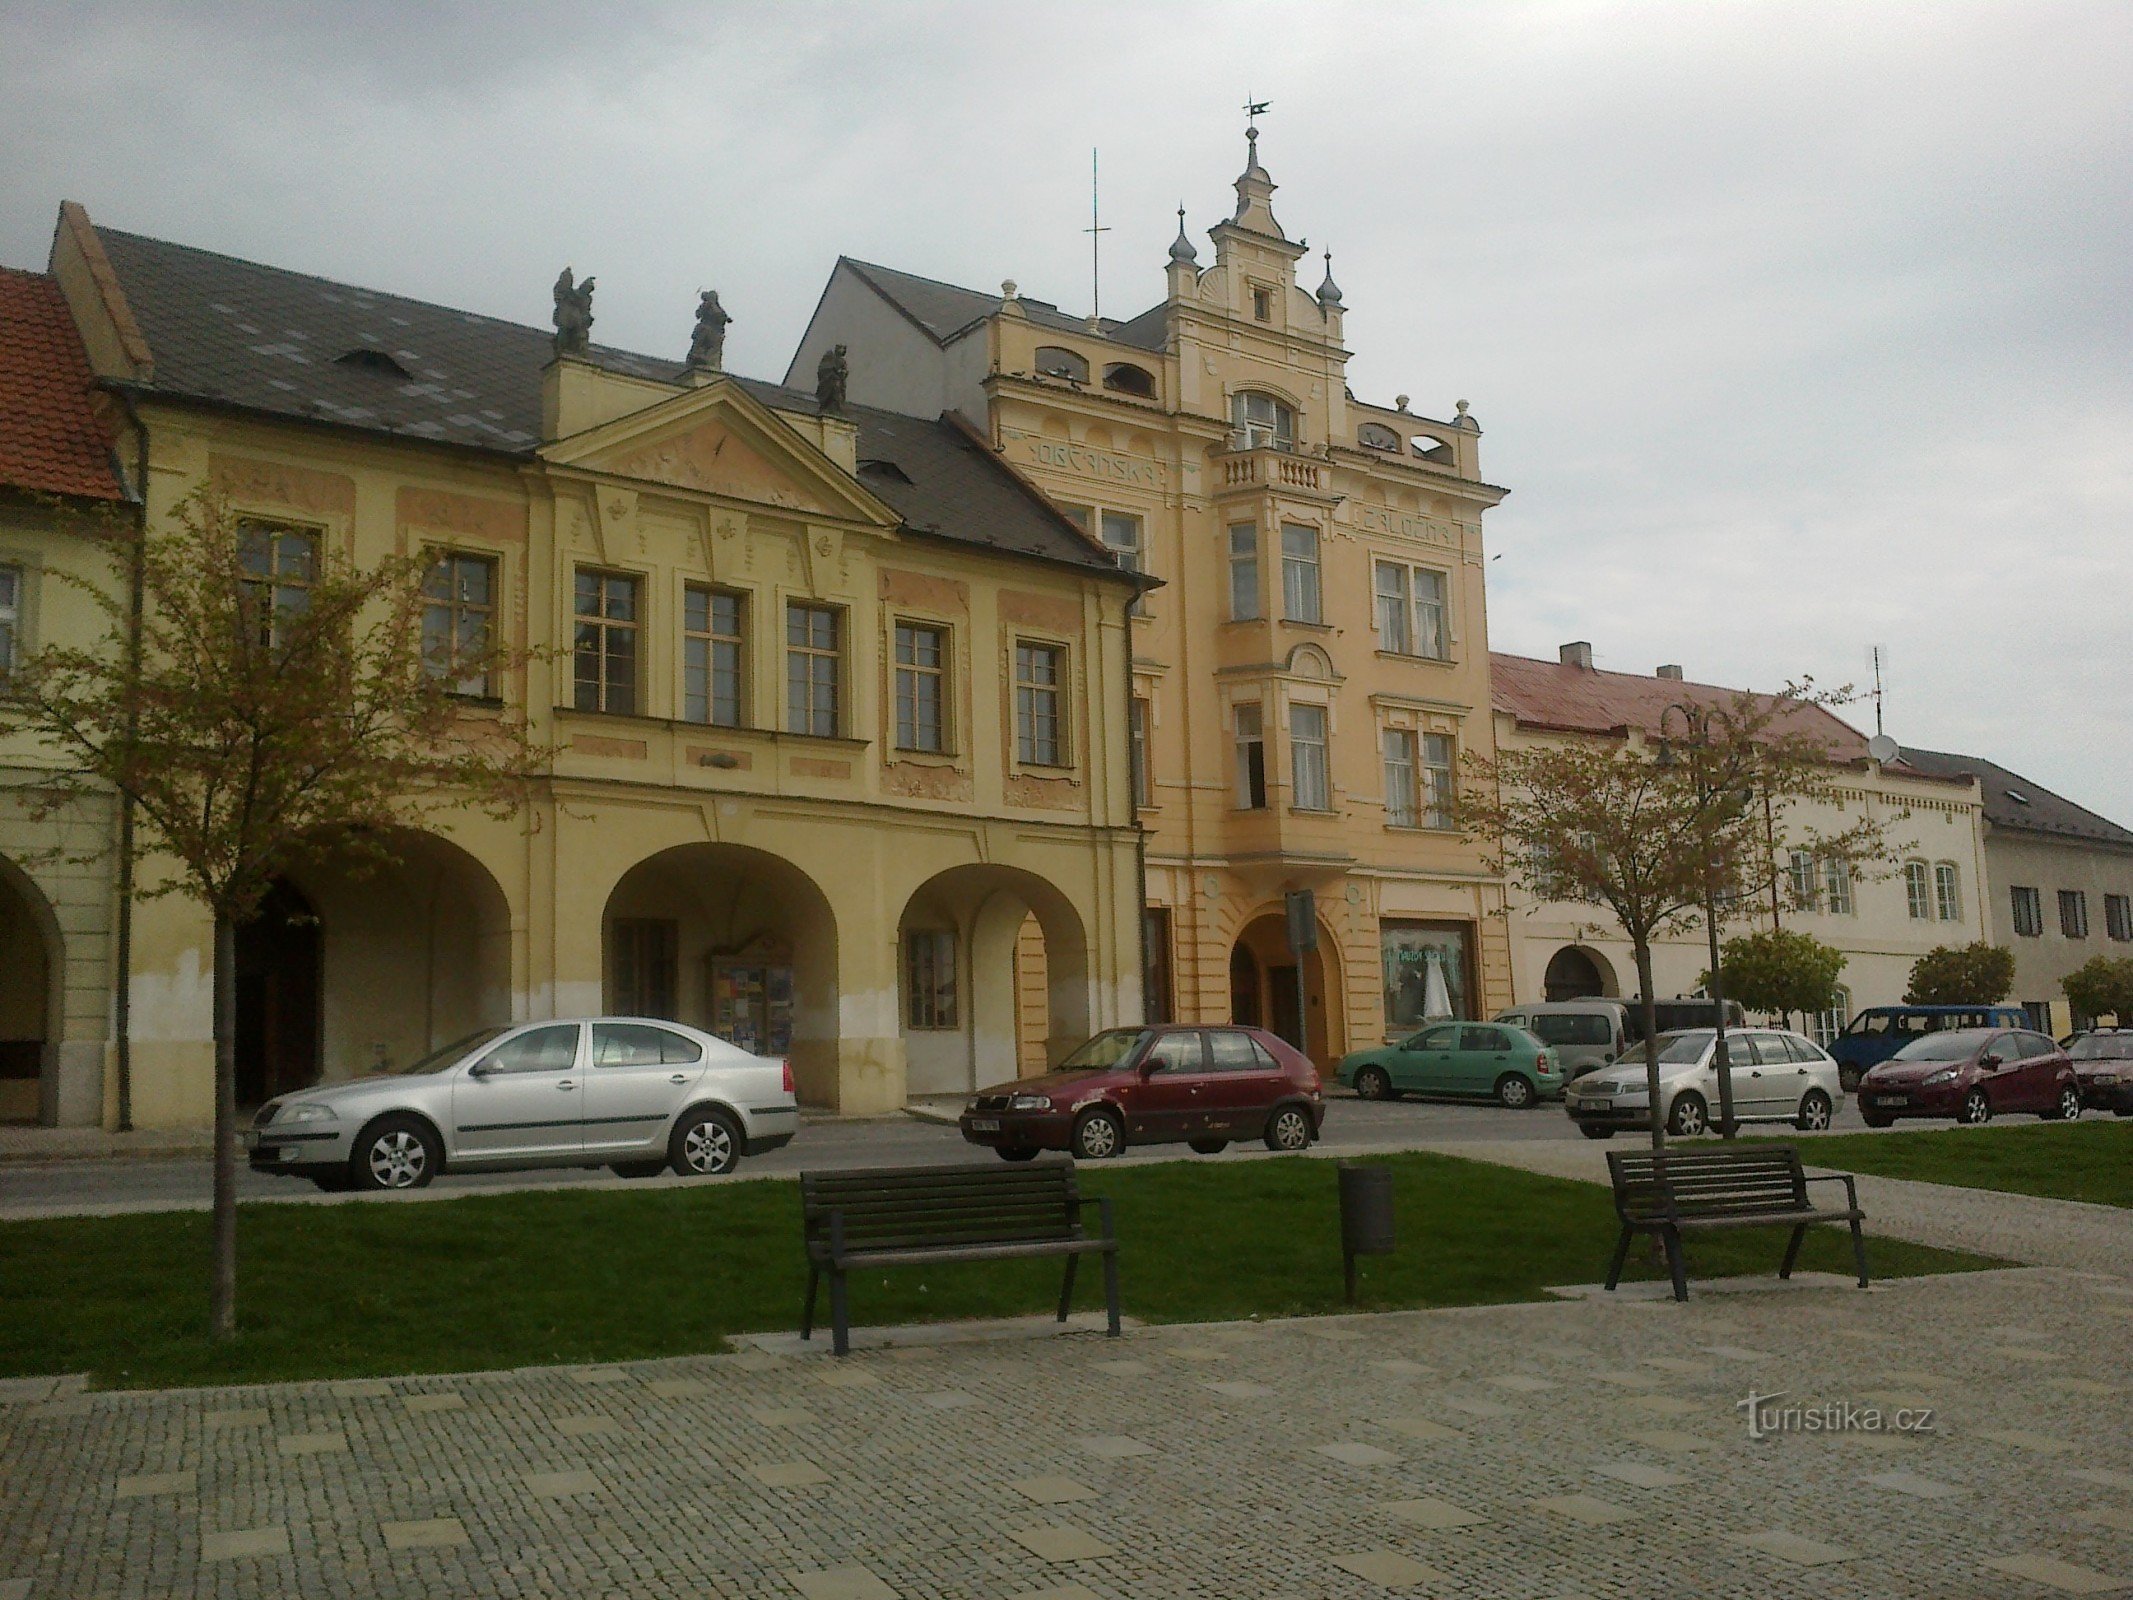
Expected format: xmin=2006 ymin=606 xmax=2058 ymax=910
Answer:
xmin=1494 ymin=1002 xmax=1625 ymax=1077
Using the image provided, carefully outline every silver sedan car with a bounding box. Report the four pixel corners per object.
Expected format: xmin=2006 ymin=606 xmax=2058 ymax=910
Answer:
xmin=242 ymin=1018 xmax=799 ymax=1191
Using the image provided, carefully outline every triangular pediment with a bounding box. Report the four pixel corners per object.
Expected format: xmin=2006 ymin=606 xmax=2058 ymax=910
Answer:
xmin=542 ymin=378 xmax=896 ymax=527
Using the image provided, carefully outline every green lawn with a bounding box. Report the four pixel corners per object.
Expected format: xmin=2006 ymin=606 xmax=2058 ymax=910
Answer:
xmin=1 ymin=1152 xmax=1998 ymax=1391
xmin=1775 ymin=1119 xmax=2133 ymax=1209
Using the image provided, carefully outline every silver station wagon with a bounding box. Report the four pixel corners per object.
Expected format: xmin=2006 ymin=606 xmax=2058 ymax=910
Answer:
xmin=243 ymin=1018 xmax=799 ymax=1191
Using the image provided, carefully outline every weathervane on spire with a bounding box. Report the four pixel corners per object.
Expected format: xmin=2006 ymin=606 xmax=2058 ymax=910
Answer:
xmin=1243 ymin=94 xmax=1270 ymax=159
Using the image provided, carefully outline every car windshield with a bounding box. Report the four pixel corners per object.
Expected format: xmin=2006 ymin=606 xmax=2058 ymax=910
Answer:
xmin=1891 ymin=1032 xmax=1985 ymax=1062
xmin=2069 ymin=1035 xmax=2133 ymax=1060
xmin=386 ymin=1027 xmax=508 ymax=1075
xmin=1653 ymin=1031 xmax=1711 ymax=1064
xmin=1053 ymin=1029 xmax=1150 ymax=1072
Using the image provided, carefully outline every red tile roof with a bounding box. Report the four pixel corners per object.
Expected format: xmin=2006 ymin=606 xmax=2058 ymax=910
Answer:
xmin=0 ymin=266 xmax=124 ymax=500
xmin=1490 ymin=649 xmax=1870 ymax=756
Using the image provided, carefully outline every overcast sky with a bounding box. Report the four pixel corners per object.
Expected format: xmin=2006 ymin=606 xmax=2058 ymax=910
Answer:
xmin=6 ymin=1 xmax=2128 ymax=819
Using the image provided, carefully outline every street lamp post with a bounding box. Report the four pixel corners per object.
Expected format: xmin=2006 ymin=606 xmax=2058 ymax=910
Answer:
xmin=1657 ymin=703 xmax=1741 ymax=1140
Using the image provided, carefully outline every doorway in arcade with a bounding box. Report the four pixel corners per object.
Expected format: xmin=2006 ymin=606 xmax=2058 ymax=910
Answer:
xmin=1228 ymin=910 xmax=1343 ymax=1069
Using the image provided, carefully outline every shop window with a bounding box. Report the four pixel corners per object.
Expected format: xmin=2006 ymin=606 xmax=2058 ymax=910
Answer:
xmin=1382 ymin=922 xmax=1472 ymax=1032
xmin=905 ymin=929 xmax=958 ymax=1029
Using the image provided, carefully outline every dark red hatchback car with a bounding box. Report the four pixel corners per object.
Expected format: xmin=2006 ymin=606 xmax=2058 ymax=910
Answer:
xmin=1857 ymin=1026 xmax=2083 ymax=1127
xmin=958 ymin=1024 xmax=1324 ymax=1161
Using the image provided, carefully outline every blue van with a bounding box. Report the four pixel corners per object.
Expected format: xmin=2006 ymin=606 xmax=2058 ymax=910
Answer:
xmin=1829 ymin=1005 xmax=2031 ymax=1089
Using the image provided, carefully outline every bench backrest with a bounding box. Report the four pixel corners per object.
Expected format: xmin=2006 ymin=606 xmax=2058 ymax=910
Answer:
xmin=1606 ymin=1146 xmax=1807 ymax=1221
xmin=800 ymin=1161 xmax=1082 ymax=1251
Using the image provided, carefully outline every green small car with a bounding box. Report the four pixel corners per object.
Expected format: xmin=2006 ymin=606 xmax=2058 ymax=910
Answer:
xmin=1337 ymin=1021 xmax=1564 ymax=1108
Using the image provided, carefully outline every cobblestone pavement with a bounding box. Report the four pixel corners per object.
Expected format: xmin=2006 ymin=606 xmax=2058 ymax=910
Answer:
xmin=6 ymin=1266 xmax=2132 ymax=1598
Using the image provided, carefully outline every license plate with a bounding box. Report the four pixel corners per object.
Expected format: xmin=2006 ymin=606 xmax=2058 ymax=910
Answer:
xmin=1874 ymin=1095 xmax=1907 ymax=1107
xmin=1583 ymin=1098 xmax=1612 ymax=1111
xmin=968 ymin=1118 xmax=1000 ymax=1132
xmin=278 ymin=1147 xmax=302 ymax=1161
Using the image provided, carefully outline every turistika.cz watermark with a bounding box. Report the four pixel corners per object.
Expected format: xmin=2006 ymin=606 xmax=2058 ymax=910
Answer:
xmin=1737 ymin=1389 xmax=1936 ymax=1441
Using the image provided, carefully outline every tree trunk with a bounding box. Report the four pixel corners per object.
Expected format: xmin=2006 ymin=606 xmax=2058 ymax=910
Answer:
xmin=1633 ymin=938 xmax=1666 ymax=1156
xmin=210 ymin=909 xmax=238 ymax=1342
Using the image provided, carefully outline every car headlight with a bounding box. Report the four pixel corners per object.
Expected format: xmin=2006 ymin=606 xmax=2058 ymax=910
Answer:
xmin=1007 ymin=1093 xmax=1052 ymax=1112
xmin=1920 ymin=1069 xmax=1957 ymax=1087
xmin=284 ymin=1102 xmax=338 ymax=1123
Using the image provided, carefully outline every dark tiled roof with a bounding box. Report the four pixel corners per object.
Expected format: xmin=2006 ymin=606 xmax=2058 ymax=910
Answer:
xmin=92 ymin=227 xmax=1124 ymax=578
xmin=1897 ymin=748 xmax=2133 ymax=848
xmin=840 ymin=257 xmax=1166 ymax=353
xmin=0 ymin=267 xmax=124 ymax=499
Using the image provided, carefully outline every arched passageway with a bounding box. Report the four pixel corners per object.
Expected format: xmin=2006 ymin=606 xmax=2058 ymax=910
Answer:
xmin=0 ymin=857 xmax=60 ymax=1124
xmin=896 ymin=864 xmax=1091 ymax=1095
xmin=601 ymin=843 xmax=838 ymax=1091
xmin=1229 ymin=908 xmax=1345 ymax=1068
xmin=1544 ymin=944 xmax=1616 ymax=1001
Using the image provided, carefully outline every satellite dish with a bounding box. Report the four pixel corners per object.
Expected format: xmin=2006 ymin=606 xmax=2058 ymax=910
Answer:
xmin=1867 ymin=734 xmax=1899 ymax=764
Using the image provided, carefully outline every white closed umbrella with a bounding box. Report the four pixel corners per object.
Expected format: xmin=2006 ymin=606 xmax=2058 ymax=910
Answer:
xmin=1422 ymin=948 xmax=1454 ymax=1020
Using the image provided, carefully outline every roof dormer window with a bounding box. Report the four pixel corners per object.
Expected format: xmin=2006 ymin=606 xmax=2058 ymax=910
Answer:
xmin=333 ymin=347 xmax=413 ymax=379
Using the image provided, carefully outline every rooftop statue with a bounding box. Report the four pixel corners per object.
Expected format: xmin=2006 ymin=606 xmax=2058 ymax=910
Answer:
xmin=552 ymin=267 xmax=595 ymax=357
xmin=686 ymin=289 xmax=731 ymax=373
xmin=816 ymin=342 xmax=849 ymax=412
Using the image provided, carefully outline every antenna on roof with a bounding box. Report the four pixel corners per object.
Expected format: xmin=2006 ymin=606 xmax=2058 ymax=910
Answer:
xmin=1084 ymin=147 xmax=1109 ymax=331
xmin=1865 ymin=644 xmax=1898 ymax=764
xmin=1869 ymin=644 xmax=1886 ymax=737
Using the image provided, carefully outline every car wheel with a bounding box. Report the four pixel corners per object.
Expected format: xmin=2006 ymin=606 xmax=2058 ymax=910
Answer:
xmin=352 ymin=1115 xmax=440 ymax=1191
xmin=609 ymin=1160 xmax=667 ymax=1178
xmin=1496 ymin=1074 xmax=1536 ymax=1110
xmin=1958 ymin=1088 xmax=1992 ymax=1126
xmin=1353 ymin=1065 xmax=1393 ymax=1101
xmin=1072 ymin=1108 xmax=1125 ymax=1161
xmin=1579 ymin=1124 xmax=1615 ymax=1140
xmin=1796 ymin=1089 xmax=1834 ymax=1132
xmin=1263 ymin=1105 xmax=1314 ymax=1152
xmin=2047 ymin=1083 xmax=2083 ymax=1122
xmin=669 ymin=1107 xmax=742 ymax=1176
xmin=1188 ymin=1138 xmax=1230 ymax=1155
xmin=996 ymin=1146 xmax=1040 ymax=1162
xmin=1667 ymin=1093 xmax=1709 ymax=1138
xmin=1862 ymin=1112 xmax=1895 ymax=1129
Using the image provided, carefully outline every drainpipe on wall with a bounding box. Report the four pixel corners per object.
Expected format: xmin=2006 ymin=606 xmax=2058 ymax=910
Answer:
xmin=110 ymin=390 xmax=149 ymax=1131
xmin=1124 ymin=579 xmax=1149 ymax=1025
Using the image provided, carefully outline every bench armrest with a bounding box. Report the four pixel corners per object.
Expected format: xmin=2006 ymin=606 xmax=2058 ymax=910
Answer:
xmin=1801 ymin=1171 xmax=1861 ymax=1211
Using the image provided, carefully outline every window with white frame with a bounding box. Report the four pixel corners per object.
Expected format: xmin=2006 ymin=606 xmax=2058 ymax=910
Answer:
xmin=1289 ymin=702 xmax=1329 ymax=810
xmin=1234 ymin=702 xmax=1267 ymax=809
xmin=573 ymin=567 xmax=640 ymax=715
xmin=684 ymin=585 xmax=746 ymax=727
xmin=785 ymin=601 xmax=841 ymax=737
xmin=0 ymin=563 xmax=19 ymax=681
xmin=1903 ymin=860 xmax=1931 ymax=920
xmin=1791 ymin=850 xmax=1819 ymax=908
xmin=1014 ymin=641 xmax=1065 ymax=766
xmin=2105 ymin=893 xmax=2132 ymax=942
xmin=904 ymin=928 xmax=958 ymax=1029
xmin=1227 ymin=523 xmax=1259 ymax=620
xmin=1281 ymin=523 xmax=1321 ymax=623
xmin=422 ymin=551 xmax=497 ymax=697
xmin=1421 ymin=733 xmax=1456 ymax=829
xmin=1934 ymin=862 xmax=1962 ymax=922
xmin=893 ymin=621 xmax=947 ymax=753
xmin=1383 ymin=729 xmax=1419 ymax=828
xmin=1372 ymin=561 xmax=1447 ymax=658
xmin=1233 ymin=391 xmax=1295 ymax=449
xmin=1823 ymin=857 xmax=1854 ymax=915
xmin=239 ymin=520 xmax=320 ymax=653
xmin=1809 ymin=986 xmax=1852 ymax=1049
xmin=2011 ymin=885 xmax=2043 ymax=937
xmin=1102 ymin=510 xmax=1147 ymax=615
xmin=2061 ymin=889 xmax=2090 ymax=939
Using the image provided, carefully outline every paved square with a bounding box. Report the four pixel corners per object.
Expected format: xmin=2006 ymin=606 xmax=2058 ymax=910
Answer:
xmin=201 ymin=1526 xmax=289 ymax=1561
xmin=402 ymin=1391 xmax=464 ymax=1413
xmin=646 ymin=1378 xmax=710 ymax=1398
xmin=1329 ymin=1549 xmax=1446 ymax=1587
xmin=1592 ymin=1462 xmax=1688 ymax=1489
xmin=1314 ymin=1441 xmax=1401 ymax=1466
xmin=1072 ymin=1434 xmax=1154 ymax=1459
xmin=113 ymin=1471 xmax=193 ymax=1498
xmin=745 ymin=1460 xmax=830 ymax=1487
xmin=1864 ymin=1470 xmax=1964 ymax=1499
xmin=1379 ymin=1496 xmax=1487 ymax=1528
xmin=789 ymin=1565 xmax=897 ymax=1600
xmin=524 ymin=1470 xmax=602 ymax=1497
xmin=1734 ymin=1529 xmax=1855 ymax=1565
xmin=274 ymin=1431 xmax=345 ymax=1456
xmin=1203 ymin=1380 xmax=1275 ymax=1399
xmin=1978 ymin=1554 xmax=2129 ymax=1594
xmin=1007 ymin=1524 xmax=1114 ymax=1562
xmin=1011 ymin=1476 xmax=1097 ymax=1505
xmin=1533 ymin=1493 xmax=1634 ymax=1524
xmin=380 ymin=1517 xmax=466 ymax=1551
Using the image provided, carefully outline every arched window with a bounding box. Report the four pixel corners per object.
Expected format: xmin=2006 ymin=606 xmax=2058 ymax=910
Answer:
xmin=1232 ymin=391 xmax=1295 ymax=450
xmin=1033 ymin=346 xmax=1089 ymax=383
xmin=1357 ymin=422 xmax=1401 ymax=451
xmin=1903 ymin=860 xmax=1931 ymax=920
xmin=1102 ymin=362 xmax=1156 ymax=397
xmin=1934 ymin=862 xmax=1962 ymax=922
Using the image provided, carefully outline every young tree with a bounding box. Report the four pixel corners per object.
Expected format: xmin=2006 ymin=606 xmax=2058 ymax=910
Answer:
xmin=3 ymin=489 xmax=541 ymax=1341
xmin=1462 ymin=684 xmax=1897 ymax=1153
xmin=1703 ymin=928 xmax=1847 ymax=1027
xmin=2063 ymin=955 xmax=2133 ymax=1027
xmin=1903 ymin=942 xmax=2016 ymax=1006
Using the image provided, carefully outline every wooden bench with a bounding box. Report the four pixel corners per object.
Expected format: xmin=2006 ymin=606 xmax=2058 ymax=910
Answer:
xmin=1604 ymin=1145 xmax=1868 ymax=1303
xmin=799 ymin=1161 xmax=1120 ymax=1356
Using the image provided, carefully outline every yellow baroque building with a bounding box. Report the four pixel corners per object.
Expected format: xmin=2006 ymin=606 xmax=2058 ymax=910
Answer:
xmin=787 ymin=133 xmax=1515 ymax=1062
xmin=29 ymin=203 xmax=1145 ymax=1126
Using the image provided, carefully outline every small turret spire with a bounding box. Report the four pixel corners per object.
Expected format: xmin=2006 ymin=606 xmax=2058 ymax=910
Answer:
xmin=1168 ymin=204 xmax=1198 ymax=265
xmin=1316 ymin=249 xmax=1343 ymax=309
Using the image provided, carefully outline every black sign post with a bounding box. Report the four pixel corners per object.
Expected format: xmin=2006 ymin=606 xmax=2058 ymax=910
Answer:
xmin=1285 ymin=889 xmax=1317 ymax=956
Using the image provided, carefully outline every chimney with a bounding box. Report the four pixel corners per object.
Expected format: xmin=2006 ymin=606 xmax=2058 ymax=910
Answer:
xmin=1656 ymin=664 xmax=1683 ymax=681
xmin=1559 ymin=641 xmax=1593 ymax=671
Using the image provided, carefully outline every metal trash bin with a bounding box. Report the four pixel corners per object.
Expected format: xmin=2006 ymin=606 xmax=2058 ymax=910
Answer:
xmin=1337 ymin=1161 xmax=1396 ymax=1303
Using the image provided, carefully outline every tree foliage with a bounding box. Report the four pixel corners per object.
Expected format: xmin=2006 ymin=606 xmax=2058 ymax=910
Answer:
xmin=1903 ymin=942 xmax=2017 ymax=1006
xmin=2 ymin=489 xmax=544 ymax=1340
xmin=1460 ymin=681 xmax=1900 ymax=1149
xmin=1704 ymin=928 xmax=1847 ymax=1021
xmin=2063 ymin=955 xmax=2133 ymax=1026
